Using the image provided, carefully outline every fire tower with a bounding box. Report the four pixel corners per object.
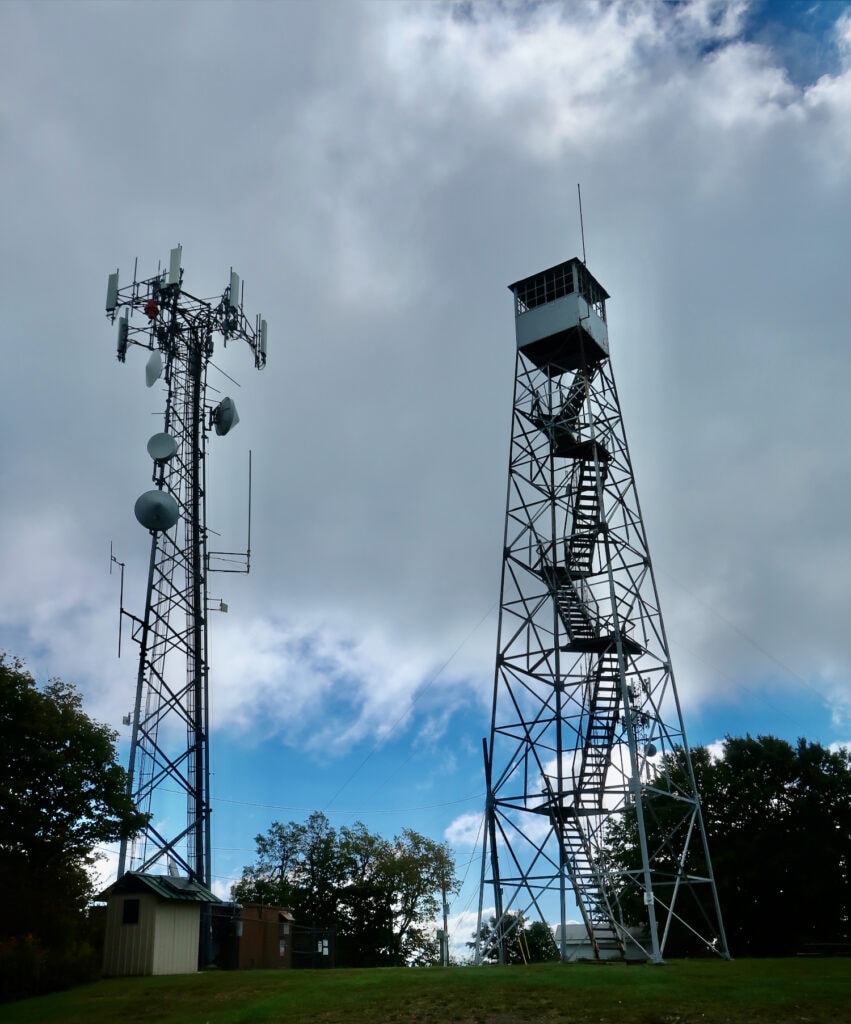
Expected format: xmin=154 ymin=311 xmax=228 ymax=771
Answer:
xmin=104 ymin=247 xmax=266 ymax=899
xmin=477 ymin=258 xmax=728 ymax=963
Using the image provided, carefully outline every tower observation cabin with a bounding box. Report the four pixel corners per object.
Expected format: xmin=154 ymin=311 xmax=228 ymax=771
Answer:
xmin=509 ymin=258 xmax=609 ymax=372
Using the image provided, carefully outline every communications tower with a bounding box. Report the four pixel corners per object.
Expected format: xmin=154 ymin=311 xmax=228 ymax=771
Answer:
xmin=104 ymin=247 xmax=266 ymax=899
xmin=477 ymin=258 xmax=728 ymax=963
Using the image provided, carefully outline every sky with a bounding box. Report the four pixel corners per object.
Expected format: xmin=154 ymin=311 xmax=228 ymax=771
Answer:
xmin=3 ymin=0 xmax=851 ymax=961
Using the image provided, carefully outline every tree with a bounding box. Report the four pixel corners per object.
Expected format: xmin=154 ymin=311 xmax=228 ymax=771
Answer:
xmin=382 ymin=828 xmax=458 ymax=966
xmin=299 ymin=811 xmax=344 ymax=927
xmin=336 ymin=822 xmax=394 ymax=967
xmin=471 ymin=914 xmax=524 ymax=964
xmin=470 ymin=912 xmax=559 ymax=964
xmin=605 ymin=735 xmax=851 ymax=956
xmin=231 ymin=818 xmax=306 ymax=908
xmin=0 ymin=654 xmax=147 ymax=995
xmin=231 ymin=811 xmax=338 ymax=923
xmin=232 ymin=814 xmax=458 ymax=966
xmin=524 ymin=920 xmax=560 ymax=962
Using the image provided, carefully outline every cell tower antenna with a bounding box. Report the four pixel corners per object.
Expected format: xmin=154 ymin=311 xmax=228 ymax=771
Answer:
xmin=477 ymin=255 xmax=728 ymax=964
xmin=104 ymin=247 xmax=267 ymax=966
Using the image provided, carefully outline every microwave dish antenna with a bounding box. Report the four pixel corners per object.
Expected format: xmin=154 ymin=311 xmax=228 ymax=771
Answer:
xmin=146 ymin=432 xmax=178 ymax=462
xmin=134 ymin=489 xmax=180 ymax=531
xmin=145 ymin=350 xmax=163 ymax=387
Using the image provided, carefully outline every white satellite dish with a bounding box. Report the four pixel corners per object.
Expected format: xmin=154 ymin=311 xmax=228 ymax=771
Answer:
xmin=134 ymin=490 xmax=179 ymax=532
xmin=147 ymin=432 xmax=178 ymax=462
xmin=213 ymin=396 xmax=239 ymax=436
xmin=146 ymin=350 xmax=163 ymax=388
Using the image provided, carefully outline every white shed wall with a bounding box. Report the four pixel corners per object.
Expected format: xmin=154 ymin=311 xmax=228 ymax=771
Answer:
xmin=103 ymin=892 xmax=201 ymax=976
xmin=152 ymin=902 xmax=200 ymax=975
xmin=103 ymin=893 xmax=157 ymax=976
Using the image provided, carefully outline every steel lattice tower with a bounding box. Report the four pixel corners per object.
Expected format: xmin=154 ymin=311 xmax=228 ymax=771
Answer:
xmin=477 ymin=258 xmax=728 ymax=964
xmin=105 ymin=247 xmax=266 ymax=900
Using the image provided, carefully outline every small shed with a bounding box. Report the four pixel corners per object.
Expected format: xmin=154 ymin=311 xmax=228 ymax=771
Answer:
xmin=101 ymin=872 xmax=219 ymax=976
xmin=212 ymin=903 xmax=295 ymax=970
xmin=554 ymin=923 xmax=648 ymax=962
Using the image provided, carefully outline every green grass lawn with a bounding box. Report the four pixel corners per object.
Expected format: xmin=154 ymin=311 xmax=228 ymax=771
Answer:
xmin=1 ymin=959 xmax=849 ymax=1024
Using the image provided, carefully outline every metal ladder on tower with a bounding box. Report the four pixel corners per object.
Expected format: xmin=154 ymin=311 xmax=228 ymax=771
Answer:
xmin=558 ymin=453 xmax=606 ymax=643
xmin=543 ymin=779 xmax=625 ymax=958
xmin=547 ymin=399 xmax=626 ymax=958
xmin=577 ymin=648 xmax=621 ymax=802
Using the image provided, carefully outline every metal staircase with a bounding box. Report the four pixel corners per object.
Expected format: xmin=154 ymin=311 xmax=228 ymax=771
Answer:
xmin=577 ymin=649 xmax=622 ymax=803
xmin=562 ymin=828 xmax=624 ymax=957
xmin=547 ymin=380 xmax=627 ymax=957
xmin=556 ymin=578 xmax=598 ymax=645
xmin=542 ymin=777 xmax=625 ymax=958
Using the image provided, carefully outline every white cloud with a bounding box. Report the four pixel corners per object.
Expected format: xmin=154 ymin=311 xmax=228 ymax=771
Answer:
xmin=705 ymin=739 xmax=726 ymax=762
xmin=210 ymin=614 xmax=479 ymax=754
xmin=3 ymin=0 xmax=851 ymax=761
xmin=89 ymin=843 xmax=121 ymax=899
xmin=444 ymin=811 xmax=483 ymax=849
xmin=447 ymin=906 xmax=487 ymax=963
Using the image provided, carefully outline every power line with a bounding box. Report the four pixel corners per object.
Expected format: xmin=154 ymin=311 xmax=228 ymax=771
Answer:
xmin=322 ymin=601 xmax=497 ymax=810
xmin=216 ymin=790 xmax=486 ymax=815
xmin=657 ymin=565 xmax=836 ymax=712
xmin=152 ymin=784 xmax=486 ymax=816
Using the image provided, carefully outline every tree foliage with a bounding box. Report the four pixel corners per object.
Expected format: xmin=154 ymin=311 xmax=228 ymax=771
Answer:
xmin=605 ymin=735 xmax=851 ymax=956
xmin=470 ymin=913 xmax=559 ymax=964
xmin=0 ymin=654 xmax=147 ymax=997
xmin=232 ymin=812 xmax=458 ymax=966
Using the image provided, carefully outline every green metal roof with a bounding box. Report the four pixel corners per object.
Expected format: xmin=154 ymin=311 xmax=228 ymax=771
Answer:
xmin=99 ymin=871 xmax=220 ymax=904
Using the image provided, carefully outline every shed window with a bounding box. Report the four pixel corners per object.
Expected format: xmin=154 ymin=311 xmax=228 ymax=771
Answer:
xmin=122 ymin=898 xmax=140 ymax=925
